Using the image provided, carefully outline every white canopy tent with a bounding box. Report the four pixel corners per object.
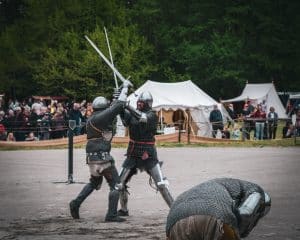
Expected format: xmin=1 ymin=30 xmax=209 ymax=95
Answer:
xmin=222 ymin=83 xmax=288 ymax=119
xmin=290 ymin=93 xmax=300 ymax=99
xmin=116 ymin=80 xmax=231 ymax=137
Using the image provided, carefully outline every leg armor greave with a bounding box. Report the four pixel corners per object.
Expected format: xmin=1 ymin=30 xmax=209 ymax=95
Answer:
xmin=149 ymin=163 xmax=174 ymax=207
xmin=119 ymin=167 xmax=132 ymax=212
xmin=106 ymin=189 xmax=120 ymax=218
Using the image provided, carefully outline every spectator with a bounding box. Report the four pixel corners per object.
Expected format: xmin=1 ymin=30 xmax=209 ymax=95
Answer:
xmin=51 ymin=111 xmax=66 ymax=139
xmin=39 ymin=113 xmax=52 ymax=140
xmin=6 ymin=132 xmax=16 ymax=141
xmin=209 ymin=104 xmax=223 ymax=138
xmin=296 ymin=110 xmax=300 ymax=136
xmin=3 ymin=109 xmax=15 ymax=133
xmin=222 ymin=126 xmax=230 ymax=139
xmin=14 ymin=106 xmax=27 ymax=141
xmin=267 ymin=106 xmax=278 ymax=139
xmin=0 ymin=110 xmax=5 ymax=123
xmin=250 ymin=104 xmax=266 ymax=140
xmin=225 ymin=103 xmax=236 ymax=127
xmin=282 ymin=121 xmax=295 ymax=138
xmin=231 ymin=124 xmax=241 ymax=140
xmin=0 ymin=124 xmax=7 ymax=141
xmin=261 ymin=99 xmax=267 ymax=113
xmin=25 ymin=131 xmax=38 ymax=141
xmin=31 ymin=98 xmax=43 ymax=116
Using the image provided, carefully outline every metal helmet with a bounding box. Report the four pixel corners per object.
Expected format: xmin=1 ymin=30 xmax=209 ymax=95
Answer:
xmin=92 ymin=96 xmax=109 ymax=110
xmin=137 ymin=91 xmax=153 ymax=109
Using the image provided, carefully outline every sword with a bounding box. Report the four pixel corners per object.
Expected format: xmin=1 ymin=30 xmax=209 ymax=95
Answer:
xmin=104 ymin=27 xmax=118 ymax=89
xmin=85 ymin=35 xmax=132 ymax=87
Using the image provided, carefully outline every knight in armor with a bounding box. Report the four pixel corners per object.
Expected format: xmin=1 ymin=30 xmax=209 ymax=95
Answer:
xmin=117 ymin=91 xmax=174 ymax=217
xmin=166 ymin=178 xmax=271 ymax=240
xmin=69 ymin=80 xmax=131 ymax=222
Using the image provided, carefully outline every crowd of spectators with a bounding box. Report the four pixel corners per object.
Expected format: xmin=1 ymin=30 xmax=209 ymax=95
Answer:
xmin=0 ymin=96 xmax=299 ymax=142
xmin=0 ymin=97 xmax=93 ymax=142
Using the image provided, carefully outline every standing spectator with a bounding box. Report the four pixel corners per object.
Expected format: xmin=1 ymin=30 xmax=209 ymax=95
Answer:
xmin=51 ymin=111 xmax=66 ymax=139
xmin=0 ymin=110 xmax=5 ymax=124
xmin=261 ymin=99 xmax=267 ymax=113
xmin=14 ymin=107 xmax=26 ymax=141
xmin=39 ymin=113 xmax=52 ymax=140
xmin=31 ymin=98 xmax=43 ymax=116
xmin=209 ymin=104 xmax=224 ymax=138
xmin=295 ymin=110 xmax=300 ymax=136
xmin=29 ymin=108 xmax=40 ymax=136
xmin=225 ymin=103 xmax=236 ymax=127
xmin=267 ymin=106 xmax=278 ymax=139
xmin=250 ymin=104 xmax=266 ymax=140
xmin=3 ymin=109 xmax=15 ymax=133
xmin=0 ymin=124 xmax=7 ymax=141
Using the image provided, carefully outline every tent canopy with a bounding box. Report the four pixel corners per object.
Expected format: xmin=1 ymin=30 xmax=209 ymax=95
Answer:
xmin=222 ymin=83 xmax=288 ymax=119
xmin=290 ymin=93 xmax=300 ymax=99
xmin=125 ymin=80 xmax=230 ymax=137
xmin=127 ymin=80 xmax=218 ymax=110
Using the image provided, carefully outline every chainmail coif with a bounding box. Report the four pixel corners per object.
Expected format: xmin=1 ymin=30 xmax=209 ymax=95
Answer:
xmin=166 ymin=178 xmax=264 ymax=235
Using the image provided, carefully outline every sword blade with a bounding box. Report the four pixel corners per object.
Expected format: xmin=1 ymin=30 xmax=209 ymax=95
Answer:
xmin=85 ymin=35 xmax=126 ymax=84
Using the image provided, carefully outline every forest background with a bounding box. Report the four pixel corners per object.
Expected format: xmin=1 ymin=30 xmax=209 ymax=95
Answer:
xmin=0 ymin=0 xmax=300 ymax=102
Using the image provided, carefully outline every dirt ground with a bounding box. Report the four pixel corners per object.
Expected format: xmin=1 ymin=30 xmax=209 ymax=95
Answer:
xmin=0 ymin=147 xmax=300 ymax=240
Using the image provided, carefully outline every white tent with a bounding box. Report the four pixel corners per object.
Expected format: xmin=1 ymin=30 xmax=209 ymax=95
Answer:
xmin=290 ymin=93 xmax=300 ymax=99
xmin=119 ymin=80 xmax=231 ymax=137
xmin=222 ymin=83 xmax=288 ymax=119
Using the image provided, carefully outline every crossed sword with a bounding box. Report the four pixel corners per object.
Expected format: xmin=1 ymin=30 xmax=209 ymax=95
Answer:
xmin=84 ymin=34 xmax=133 ymax=89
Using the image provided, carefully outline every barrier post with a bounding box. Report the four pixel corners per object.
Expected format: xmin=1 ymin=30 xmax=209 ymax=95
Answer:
xmin=68 ymin=120 xmax=76 ymax=184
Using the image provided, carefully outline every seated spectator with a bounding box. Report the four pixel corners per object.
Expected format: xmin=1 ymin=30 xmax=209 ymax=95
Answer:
xmin=25 ymin=131 xmax=39 ymax=141
xmin=282 ymin=121 xmax=295 ymax=138
xmin=222 ymin=126 xmax=230 ymax=139
xmin=7 ymin=132 xmax=16 ymax=141
xmin=231 ymin=124 xmax=241 ymax=140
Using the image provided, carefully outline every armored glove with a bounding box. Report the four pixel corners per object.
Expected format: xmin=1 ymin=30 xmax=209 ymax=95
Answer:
xmin=118 ymin=80 xmax=133 ymax=101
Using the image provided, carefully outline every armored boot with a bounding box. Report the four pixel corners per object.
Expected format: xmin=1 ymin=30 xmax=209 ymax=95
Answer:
xmin=118 ymin=188 xmax=129 ymax=216
xmin=69 ymin=183 xmax=94 ymax=219
xmin=105 ymin=190 xmax=126 ymax=222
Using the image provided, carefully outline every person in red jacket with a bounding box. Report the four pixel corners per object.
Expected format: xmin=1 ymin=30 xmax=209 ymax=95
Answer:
xmin=250 ymin=104 xmax=266 ymax=140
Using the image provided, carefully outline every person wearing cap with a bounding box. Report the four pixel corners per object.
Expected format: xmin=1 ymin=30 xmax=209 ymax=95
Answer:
xmin=69 ymin=80 xmax=132 ymax=222
xmin=166 ymin=178 xmax=271 ymax=240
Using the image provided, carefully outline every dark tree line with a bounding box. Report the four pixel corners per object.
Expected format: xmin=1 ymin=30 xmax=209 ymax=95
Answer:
xmin=1 ymin=0 xmax=299 ymax=102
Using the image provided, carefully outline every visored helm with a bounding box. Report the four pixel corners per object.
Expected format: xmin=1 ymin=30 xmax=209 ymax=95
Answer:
xmin=92 ymin=96 xmax=109 ymax=111
xmin=137 ymin=91 xmax=153 ymax=111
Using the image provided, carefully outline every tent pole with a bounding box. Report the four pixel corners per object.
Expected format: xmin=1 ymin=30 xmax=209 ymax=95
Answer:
xmin=187 ymin=110 xmax=191 ymax=144
xmin=160 ymin=109 xmax=163 ymax=131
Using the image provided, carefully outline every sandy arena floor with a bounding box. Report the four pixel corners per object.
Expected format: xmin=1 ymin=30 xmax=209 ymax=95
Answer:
xmin=0 ymin=147 xmax=300 ymax=239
